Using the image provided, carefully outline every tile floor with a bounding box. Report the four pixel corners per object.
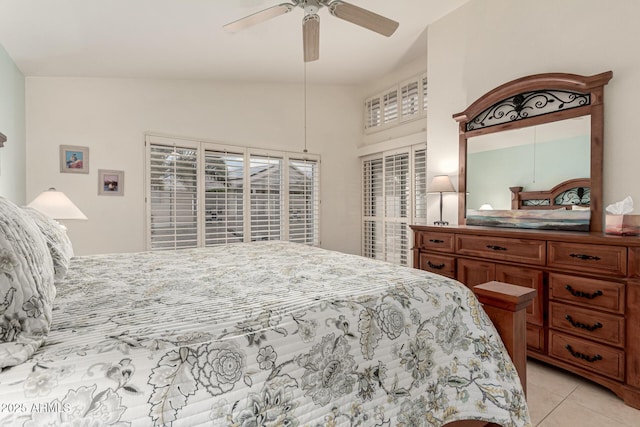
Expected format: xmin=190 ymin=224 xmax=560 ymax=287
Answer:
xmin=526 ymin=359 xmax=640 ymax=426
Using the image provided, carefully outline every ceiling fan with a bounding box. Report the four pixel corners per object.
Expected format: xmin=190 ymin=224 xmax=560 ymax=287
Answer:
xmin=224 ymin=0 xmax=399 ymax=62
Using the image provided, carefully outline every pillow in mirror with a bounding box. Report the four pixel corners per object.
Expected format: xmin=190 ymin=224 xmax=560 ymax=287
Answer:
xmin=571 ymin=205 xmax=591 ymax=210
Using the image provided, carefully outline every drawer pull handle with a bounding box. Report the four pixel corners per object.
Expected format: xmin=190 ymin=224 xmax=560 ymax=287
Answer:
xmin=427 ymin=261 xmax=445 ymax=270
xmin=565 ymin=285 xmax=603 ymax=299
xmin=569 ymin=253 xmax=601 ymax=261
xmin=486 ymin=245 xmax=507 ymax=251
xmin=565 ymin=344 xmax=602 ymax=363
xmin=429 ymin=239 xmax=444 ymax=244
xmin=565 ymin=315 xmax=603 ymax=331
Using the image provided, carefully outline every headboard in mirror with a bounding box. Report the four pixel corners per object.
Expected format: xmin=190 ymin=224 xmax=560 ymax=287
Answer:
xmin=510 ymin=177 xmax=590 ymax=210
xmin=453 ymin=71 xmax=613 ymax=232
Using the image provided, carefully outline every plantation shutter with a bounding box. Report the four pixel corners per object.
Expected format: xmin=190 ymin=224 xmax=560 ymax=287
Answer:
xmin=148 ymin=144 xmax=199 ymax=250
xmin=147 ymin=136 xmax=320 ymax=251
xmin=250 ymin=154 xmax=283 ymax=241
xmin=414 ymin=148 xmax=427 ymax=224
xmin=401 ymin=79 xmax=420 ymax=121
xmin=203 ymin=149 xmax=245 ymax=245
xmin=383 ymin=89 xmax=398 ymax=124
xmin=288 ymin=158 xmax=319 ymax=245
xmin=422 ymin=74 xmax=428 ymax=112
xmin=362 ymin=157 xmax=384 ymax=259
xmin=384 ymin=153 xmax=409 ymax=265
xmin=365 ymin=97 xmax=381 ymax=129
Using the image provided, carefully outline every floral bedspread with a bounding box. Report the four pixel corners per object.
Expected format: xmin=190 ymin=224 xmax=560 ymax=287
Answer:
xmin=0 ymin=242 xmax=531 ymax=426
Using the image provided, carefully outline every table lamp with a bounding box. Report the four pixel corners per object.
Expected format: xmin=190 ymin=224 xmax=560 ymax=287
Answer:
xmin=27 ymin=188 xmax=88 ymax=220
xmin=428 ymin=175 xmax=455 ymax=226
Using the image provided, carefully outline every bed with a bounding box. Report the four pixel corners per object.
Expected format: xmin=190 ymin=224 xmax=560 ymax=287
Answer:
xmin=0 ymin=196 xmax=532 ymax=427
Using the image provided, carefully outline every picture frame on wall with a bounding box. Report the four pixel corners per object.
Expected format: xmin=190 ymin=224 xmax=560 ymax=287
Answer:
xmin=60 ymin=145 xmax=89 ymax=174
xmin=98 ymin=169 xmax=124 ymax=196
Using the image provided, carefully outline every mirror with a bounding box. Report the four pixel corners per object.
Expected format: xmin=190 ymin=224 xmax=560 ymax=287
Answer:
xmin=453 ymin=71 xmax=612 ymax=232
xmin=467 ymin=116 xmax=590 ymax=210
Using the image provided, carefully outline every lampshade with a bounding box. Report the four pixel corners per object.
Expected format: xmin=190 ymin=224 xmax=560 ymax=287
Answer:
xmin=428 ymin=175 xmax=455 ymax=193
xmin=479 ymin=203 xmax=494 ymax=210
xmin=27 ymin=188 xmax=88 ymax=220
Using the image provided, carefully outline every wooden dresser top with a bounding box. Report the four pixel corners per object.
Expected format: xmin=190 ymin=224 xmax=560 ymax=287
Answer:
xmin=410 ymin=224 xmax=640 ymax=248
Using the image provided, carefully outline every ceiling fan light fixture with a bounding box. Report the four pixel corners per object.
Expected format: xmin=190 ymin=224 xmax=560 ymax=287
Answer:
xmin=303 ymin=14 xmax=320 ymax=62
xmin=304 ymin=0 xmax=321 ymax=14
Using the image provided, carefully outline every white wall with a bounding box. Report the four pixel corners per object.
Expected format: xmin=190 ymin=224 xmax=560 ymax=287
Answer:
xmin=26 ymin=78 xmax=362 ymax=256
xmin=428 ymin=0 xmax=640 ymax=226
xmin=0 ymin=44 xmax=26 ymax=204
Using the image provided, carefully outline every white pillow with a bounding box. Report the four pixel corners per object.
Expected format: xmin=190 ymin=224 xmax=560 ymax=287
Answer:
xmin=22 ymin=207 xmax=74 ymax=281
xmin=0 ymin=197 xmax=55 ymax=368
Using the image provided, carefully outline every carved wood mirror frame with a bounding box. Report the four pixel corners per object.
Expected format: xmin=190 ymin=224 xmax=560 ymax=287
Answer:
xmin=453 ymin=71 xmax=613 ymax=232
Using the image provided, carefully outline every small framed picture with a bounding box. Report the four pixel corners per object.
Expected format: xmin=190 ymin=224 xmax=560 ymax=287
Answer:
xmin=98 ymin=169 xmax=124 ymax=196
xmin=60 ymin=145 xmax=89 ymax=174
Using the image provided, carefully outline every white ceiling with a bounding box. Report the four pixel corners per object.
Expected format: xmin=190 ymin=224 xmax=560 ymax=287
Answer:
xmin=0 ymin=0 xmax=468 ymax=85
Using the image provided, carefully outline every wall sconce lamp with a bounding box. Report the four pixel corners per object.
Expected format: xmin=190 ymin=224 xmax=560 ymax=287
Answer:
xmin=28 ymin=188 xmax=88 ymax=220
xmin=428 ymin=175 xmax=456 ymax=226
xmin=0 ymin=132 xmax=6 ymax=148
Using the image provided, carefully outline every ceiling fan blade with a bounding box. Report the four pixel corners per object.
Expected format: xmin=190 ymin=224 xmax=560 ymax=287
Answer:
xmin=303 ymin=14 xmax=320 ymax=62
xmin=224 ymin=3 xmax=296 ymax=33
xmin=327 ymin=1 xmax=399 ymax=37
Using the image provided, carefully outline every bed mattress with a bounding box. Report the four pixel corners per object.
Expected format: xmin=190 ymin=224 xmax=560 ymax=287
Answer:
xmin=0 ymin=241 xmax=531 ymax=426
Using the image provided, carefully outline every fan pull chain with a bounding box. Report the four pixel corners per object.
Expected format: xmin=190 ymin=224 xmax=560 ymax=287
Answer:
xmin=303 ymin=61 xmax=308 ymax=153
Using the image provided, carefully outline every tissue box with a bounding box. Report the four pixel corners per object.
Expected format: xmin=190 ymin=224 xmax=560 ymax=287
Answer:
xmin=605 ymin=214 xmax=640 ymax=235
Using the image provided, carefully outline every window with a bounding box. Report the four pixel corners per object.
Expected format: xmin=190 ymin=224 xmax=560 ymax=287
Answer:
xmin=414 ymin=148 xmax=427 ymax=223
xmin=364 ymin=72 xmax=427 ymax=132
xmin=362 ymin=145 xmax=426 ymax=265
xmin=365 ymin=98 xmax=381 ymax=128
xmin=148 ymin=143 xmax=199 ymax=250
xmin=204 ymin=149 xmax=245 ymax=246
xmin=384 ymin=152 xmax=409 ymax=265
xmin=146 ymin=135 xmax=320 ymax=250
xmin=383 ymin=89 xmax=398 ymax=123
xmin=288 ymin=158 xmax=320 ymax=245
xmin=249 ymin=154 xmax=283 ymax=242
xmin=362 ymin=158 xmax=383 ymax=259
xmin=400 ymin=79 xmax=420 ymax=121
xmin=422 ymin=73 xmax=428 ymax=112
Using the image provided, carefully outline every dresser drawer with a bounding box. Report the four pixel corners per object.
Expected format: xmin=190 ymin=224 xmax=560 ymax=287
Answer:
xmin=549 ymin=273 xmax=625 ymax=314
xmin=549 ymin=331 xmax=624 ymax=381
xmin=456 ymin=235 xmax=546 ymax=265
xmin=416 ymin=232 xmax=455 ymax=253
xmin=549 ymin=302 xmax=624 ymax=346
xmin=419 ymin=253 xmax=456 ymax=279
xmin=547 ymin=241 xmax=627 ymax=277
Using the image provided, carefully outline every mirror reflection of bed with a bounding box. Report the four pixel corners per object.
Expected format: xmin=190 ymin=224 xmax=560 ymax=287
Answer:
xmin=510 ymin=178 xmax=590 ymax=211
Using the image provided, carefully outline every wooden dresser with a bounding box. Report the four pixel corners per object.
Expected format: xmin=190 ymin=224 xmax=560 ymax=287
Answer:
xmin=411 ymin=224 xmax=640 ymax=408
